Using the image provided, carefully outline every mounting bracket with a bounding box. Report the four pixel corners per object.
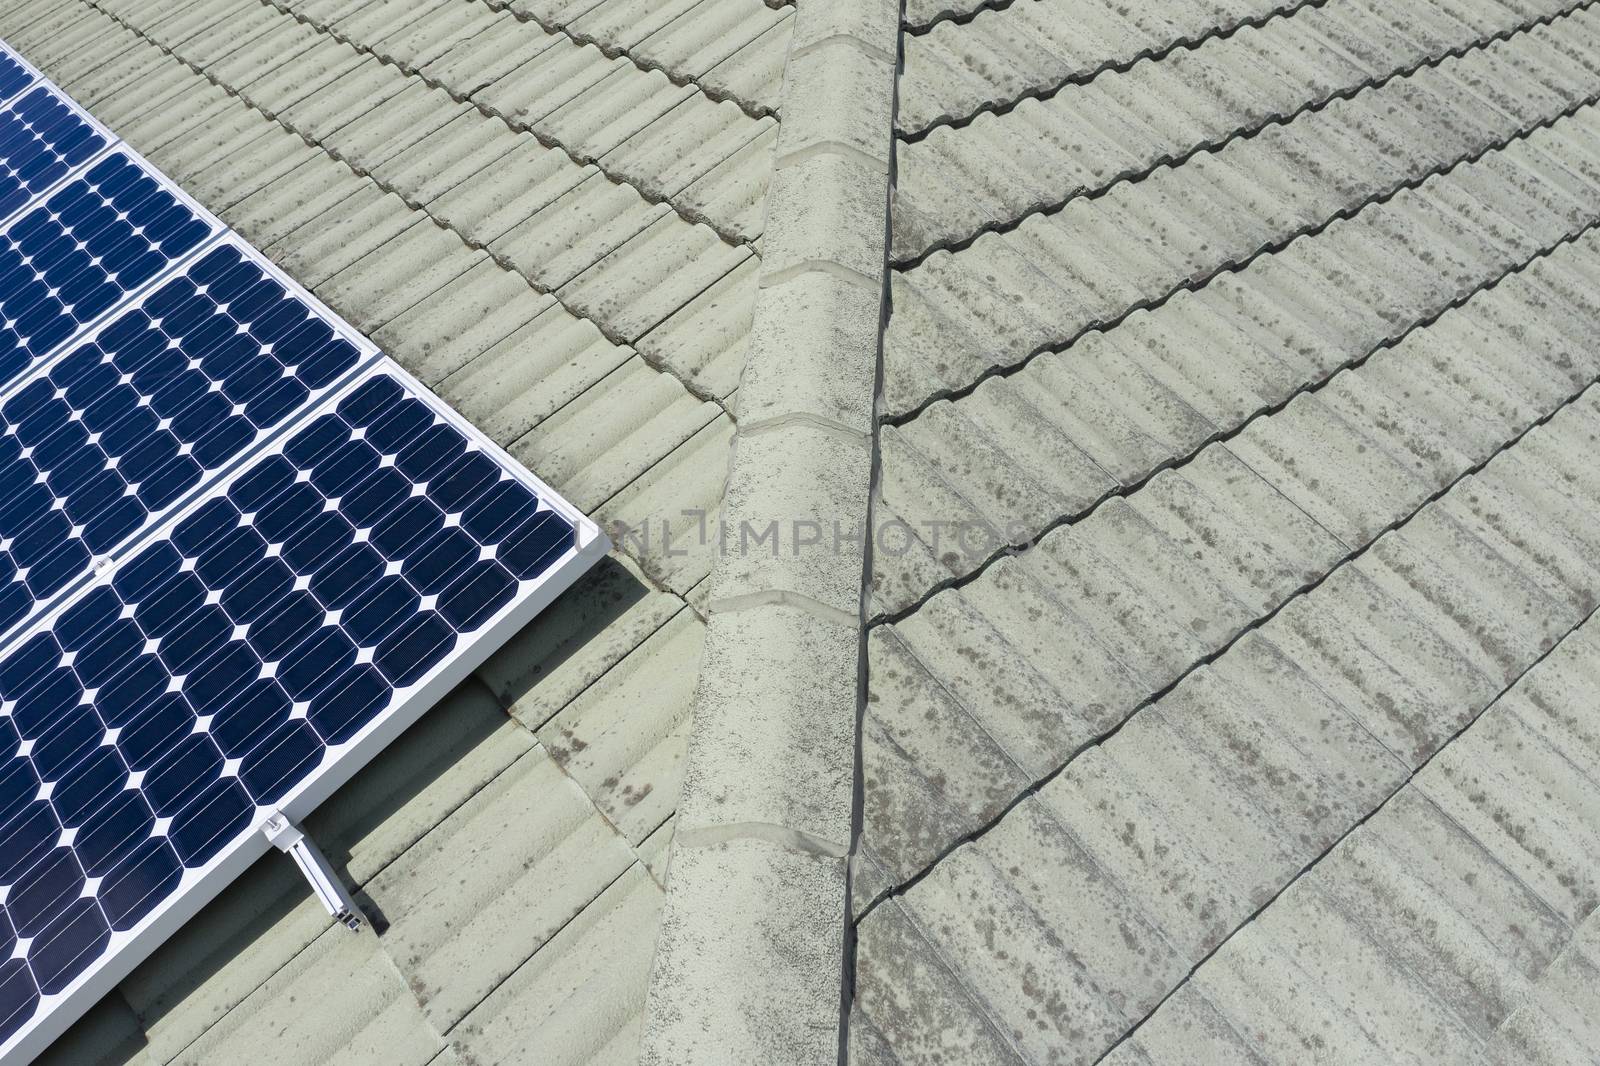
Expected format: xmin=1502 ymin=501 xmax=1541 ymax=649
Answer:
xmin=261 ymin=811 xmax=364 ymax=932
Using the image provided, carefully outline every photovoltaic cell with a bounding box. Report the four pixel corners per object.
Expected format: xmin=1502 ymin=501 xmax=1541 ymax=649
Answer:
xmin=0 ymin=152 xmax=213 ymax=388
xmin=0 ymin=240 xmax=362 ymax=639
xmin=0 ymin=90 xmax=107 ymax=225
xmin=0 ymin=36 xmax=604 ymax=1066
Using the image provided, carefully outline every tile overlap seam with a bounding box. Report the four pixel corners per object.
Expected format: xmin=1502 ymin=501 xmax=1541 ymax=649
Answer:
xmin=855 ymin=365 xmax=1600 ymax=922
xmin=899 ymin=0 xmax=1323 ymax=139
xmin=893 ymin=0 xmax=1598 ymax=267
xmin=887 ymin=81 xmax=1600 ymax=428
xmin=872 ymin=199 xmax=1600 ymax=628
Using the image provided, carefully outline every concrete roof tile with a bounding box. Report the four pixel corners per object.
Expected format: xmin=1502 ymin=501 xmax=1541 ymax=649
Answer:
xmin=323 ymin=79 xmax=475 ymax=174
xmin=541 ymin=65 xmax=698 ymax=162
xmin=373 ymin=111 xmax=551 ymax=209
xmin=269 ymin=184 xmax=422 ymax=286
xmin=600 ymin=95 xmax=773 ymax=207
xmin=634 ymin=254 xmax=756 ymax=400
xmin=241 ymin=34 xmax=371 ymax=120
xmin=885 ymin=21 xmax=1600 ymax=416
xmin=419 ymin=9 xmax=562 ymax=94
xmin=433 ymin=302 xmax=632 ymax=447
xmin=489 ymin=174 xmax=670 ymax=292
xmin=863 ymin=223 xmax=1600 ymax=893
xmin=696 ymin=14 xmax=791 ymax=113
xmin=1312 ymin=791 xmax=1564 ymax=1040
xmin=508 ymin=0 xmax=609 ymax=24
xmin=450 ymin=863 xmax=661 ymax=1066
xmin=510 ymin=357 xmax=722 ymax=511
xmin=851 ymin=898 xmax=1025 ymax=1066
xmin=1123 ymin=619 xmax=1600 ymax=1063
xmin=878 ymin=796 xmax=1188 ymax=1062
xmin=224 ymin=152 xmax=369 ymax=252
xmin=896 ymin=0 xmax=1304 ymax=135
xmin=372 ymin=258 xmax=558 ymax=385
xmin=183 ymin=123 xmax=325 ymax=213
xmin=334 ymin=0 xmax=455 ymax=47
xmin=669 ymin=120 xmax=777 ymax=241
xmin=857 ymin=627 xmax=1032 ymax=884
xmin=632 ymin=0 xmax=791 ymax=113
xmin=169 ymin=921 xmax=448 ymax=1066
xmin=537 ymin=608 xmax=701 ymax=845
xmin=477 ymin=36 xmax=626 ymax=128
xmin=314 ymin=218 xmax=486 ymax=332
xmin=558 ymin=215 xmax=751 ymax=342
xmin=365 ymin=743 xmax=636 ymax=1031
xmin=481 ymin=554 xmax=686 ymax=730
xmin=368 ymin=0 xmax=506 ymax=72
xmin=1489 ymin=928 xmax=1600 ymax=1066
xmin=594 ymin=414 xmax=735 ymax=598
xmin=571 ymin=0 xmax=703 ymax=53
xmin=32 ymin=994 xmax=153 ymax=1066
xmin=859 ymin=381 xmax=1600 ymax=1060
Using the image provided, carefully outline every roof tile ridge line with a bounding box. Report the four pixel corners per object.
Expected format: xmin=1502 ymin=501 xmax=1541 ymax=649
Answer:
xmin=636 ymin=1 xmax=899 ymax=1064
xmin=902 ymin=0 xmax=1019 ymax=38
xmin=898 ymin=0 xmax=1326 ymax=142
xmin=868 ymin=208 xmax=1600 ymax=629
xmin=1087 ymin=595 xmax=1600 ymax=1066
xmin=884 ymin=84 xmax=1600 ymax=428
xmin=485 ymin=0 xmax=782 ymax=121
xmin=852 ymin=370 xmax=1600 ymax=924
xmin=76 ymin=0 xmax=735 ymax=419
xmin=892 ymin=0 xmax=1597 ymax=268
xmin=251 ymin=0 xmax=756 ymax=251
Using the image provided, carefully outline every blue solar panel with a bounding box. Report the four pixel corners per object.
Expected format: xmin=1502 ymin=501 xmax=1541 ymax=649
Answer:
xmin=0 ymin=38 xmax=605 ymax=1065
xmin=0 ymin=90 xmax=108 ymax=226
xmin=0 ymin=372 xmax=582 ymax=1039
xmin=0 ymin=52 xmax=30 ymax=106
xmin=0 ymin=239 xmax=362 ymax=640
xmin=0 ymin=153 xmax=214 ymax=388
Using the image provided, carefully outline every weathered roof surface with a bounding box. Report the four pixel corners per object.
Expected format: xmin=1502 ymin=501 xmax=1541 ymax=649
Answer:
xmin=0 ymin=0 xmax=794 ymax=1061
xmin=855 ymin=0 xmax=1600 ymax=1062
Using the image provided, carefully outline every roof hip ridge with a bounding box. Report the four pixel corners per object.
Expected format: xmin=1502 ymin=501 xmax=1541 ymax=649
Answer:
xmin=638 ymin=1 xmax=902 ymax=1063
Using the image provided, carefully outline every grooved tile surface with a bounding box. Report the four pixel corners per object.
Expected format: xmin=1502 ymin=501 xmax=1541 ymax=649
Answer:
xmin=860 ymin=0 xmax=1600 ymax=1062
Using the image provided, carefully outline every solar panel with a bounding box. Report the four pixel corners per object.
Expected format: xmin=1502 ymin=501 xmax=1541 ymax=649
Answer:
xmin=0 ymin=53 xmax=30 ymax=107
xmin=0 ymin=238 xmax=360 ymax=641
xmin=0 ymin=40 xmax=606 ymax=1064
xmin=0 ymin=89 xmax=109 ymax=226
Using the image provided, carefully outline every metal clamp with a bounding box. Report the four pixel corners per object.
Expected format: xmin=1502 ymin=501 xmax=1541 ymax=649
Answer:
xmin=261 ymin=811 xmax=363 ymax=932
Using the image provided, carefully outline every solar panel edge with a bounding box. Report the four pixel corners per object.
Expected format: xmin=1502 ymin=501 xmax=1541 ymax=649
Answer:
xmin=0 ymin=363 xmax=607 ymax=1065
